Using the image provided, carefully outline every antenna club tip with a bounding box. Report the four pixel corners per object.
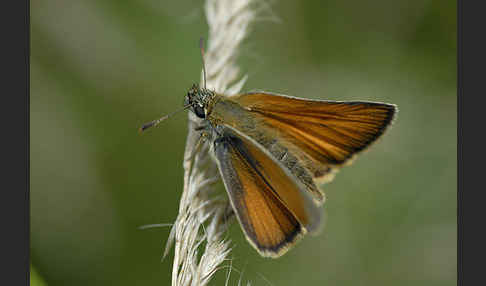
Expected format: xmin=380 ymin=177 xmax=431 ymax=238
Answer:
xmin=139 ymin=121 xmax=153 ymax=134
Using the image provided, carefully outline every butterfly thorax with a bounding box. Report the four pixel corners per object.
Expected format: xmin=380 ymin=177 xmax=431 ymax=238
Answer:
xmin=184 ymin=83 xmax=220 ymax=119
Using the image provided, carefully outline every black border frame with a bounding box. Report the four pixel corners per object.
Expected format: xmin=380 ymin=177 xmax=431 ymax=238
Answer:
xmin=459 ymin=0 xmax=486 ymax=285
xmin=3 ymin=0 xmax=29 ymax=285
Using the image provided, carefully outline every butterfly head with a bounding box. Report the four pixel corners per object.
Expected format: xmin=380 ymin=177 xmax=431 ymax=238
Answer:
xmin=184 ymin=83 xmax=215 ymax=119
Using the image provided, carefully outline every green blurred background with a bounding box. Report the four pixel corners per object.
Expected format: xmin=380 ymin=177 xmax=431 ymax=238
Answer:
xmin=31 ymin=0 xmax=456 ymax=285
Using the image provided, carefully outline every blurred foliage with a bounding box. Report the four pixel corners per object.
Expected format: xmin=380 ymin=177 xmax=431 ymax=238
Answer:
xmin=31 ymin=0 xmax=456 ymax=285
xmin=31 ymin=264 xmax=47 ymax=286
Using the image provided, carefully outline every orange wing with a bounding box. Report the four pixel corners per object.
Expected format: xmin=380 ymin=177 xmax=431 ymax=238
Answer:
xmin=213 ymin=128 xmax=321 ymax=258
xmin=231 ymin=92 xmax=396 ymax=179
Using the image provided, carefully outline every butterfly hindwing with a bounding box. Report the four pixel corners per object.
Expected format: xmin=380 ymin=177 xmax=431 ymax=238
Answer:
xmin=213 ymin=128 xmax=321 ymax=258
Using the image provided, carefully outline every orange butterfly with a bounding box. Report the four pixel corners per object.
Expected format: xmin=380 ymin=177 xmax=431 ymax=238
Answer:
xmin=140 ymin=44 xmax=397 ymax=258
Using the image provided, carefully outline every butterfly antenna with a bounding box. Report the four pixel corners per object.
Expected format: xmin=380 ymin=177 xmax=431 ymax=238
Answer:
xmin=200 ymin=37 xmax=207 ymax=89
xmin=138 ymin=104 xmax=191 ymax=134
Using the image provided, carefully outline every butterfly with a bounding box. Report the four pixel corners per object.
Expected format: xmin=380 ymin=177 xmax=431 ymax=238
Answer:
xmin=140 ymin=43 xmax=397 ymax=258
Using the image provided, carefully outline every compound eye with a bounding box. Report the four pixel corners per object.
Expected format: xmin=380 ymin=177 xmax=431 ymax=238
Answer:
xmin=194 ymin=105 xmax=205 ymax=118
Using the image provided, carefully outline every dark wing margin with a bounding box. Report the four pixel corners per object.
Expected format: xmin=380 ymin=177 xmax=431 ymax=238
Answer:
xmin=213 ymin=128 xmax=321 ymax=258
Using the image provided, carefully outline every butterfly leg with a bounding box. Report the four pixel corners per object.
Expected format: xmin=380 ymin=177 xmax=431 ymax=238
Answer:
xmin=194 ymin=125 xmax=206 ymax=131
xmin=223 ymin=201 xmax=235 ymax=223
xmin=187 ymin=131 xmax=209 ymax=160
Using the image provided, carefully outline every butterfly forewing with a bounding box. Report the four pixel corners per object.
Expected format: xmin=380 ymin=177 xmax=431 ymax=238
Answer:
xmin=210 ymin=92 xmax=396 ymax=204
xmin=234 ymin=92 xmax=396 ymax=166
xmin=213 ymin=128 xmax=321 ymax=258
